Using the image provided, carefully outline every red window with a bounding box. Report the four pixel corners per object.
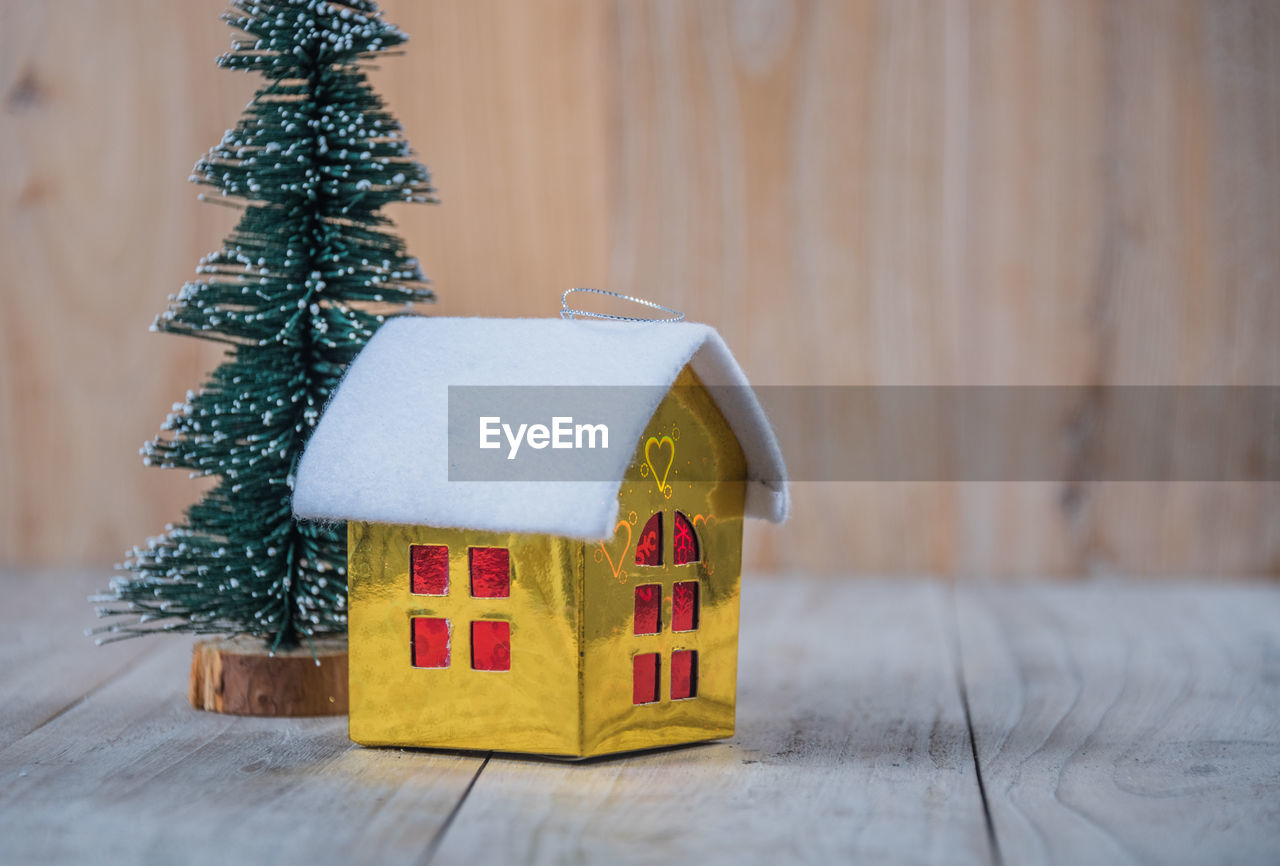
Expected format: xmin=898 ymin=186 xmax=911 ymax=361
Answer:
xmin=634 ymin=584 xmax=661 ymax=635
xmin=411 ymin=617 xmax=450 ymax=668
xmin=410 ymin=544 xmax=448 ymax=595
xmin=471 ymin=620 xmax=511 ymax=671
xmin=469 ymin=547 xmax=510 ymax=598
xmin=633 ymin=653 xmax=660 ymax=704
xmin=673 ymin=511 xmax=700 ymax=565
xmin=671 ymin=650 xmax=698 ymax=700
xmin=635 ymin=512 xmax=663 ymax=566
xmin=672 ymin=581 xmax=699 ymax=631
xmin=408 ymin=545 xmax=515 ymax=672
xmin=629 ymin=516 xmax=706 ymax=706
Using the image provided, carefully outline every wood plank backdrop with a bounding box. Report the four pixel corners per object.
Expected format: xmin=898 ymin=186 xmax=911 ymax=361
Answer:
xmin=1 ymin=0 xmax=1276 ymax=576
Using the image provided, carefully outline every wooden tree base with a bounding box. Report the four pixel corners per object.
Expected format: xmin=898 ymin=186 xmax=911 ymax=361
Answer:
xmin=189 ymin=635 xmax=349 ymax=716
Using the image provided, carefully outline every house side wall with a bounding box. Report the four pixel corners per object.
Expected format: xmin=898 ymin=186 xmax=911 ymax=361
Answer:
xmin=347 ymin=521 xmax=583 ymax=756
xmin=581 ymin=365 xmax=748 ymax=756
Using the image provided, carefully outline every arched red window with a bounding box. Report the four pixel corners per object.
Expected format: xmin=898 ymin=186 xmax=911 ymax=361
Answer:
xmin=635 ymin=512 xmax=663 ymax=566
xmin=673 ymin=511 xmax=700 ymax=565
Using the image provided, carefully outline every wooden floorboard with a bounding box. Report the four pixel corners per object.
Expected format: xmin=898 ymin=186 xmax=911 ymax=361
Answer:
xmin=0 ymin=633 xmax=486 ymax=865
xmin=955 ymin=580 xmax=1280 ymax=866
xmin=4 ymin=571 xmax=1277 ymax=864
xmin=0 ymin=568 xmax=161 ymax=749
xmin=429 ymin=579 xmax=993 ymax=866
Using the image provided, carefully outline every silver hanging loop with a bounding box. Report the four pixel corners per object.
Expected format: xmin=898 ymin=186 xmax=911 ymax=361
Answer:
xmin=560 ymin=288 xmax=685 ymax=323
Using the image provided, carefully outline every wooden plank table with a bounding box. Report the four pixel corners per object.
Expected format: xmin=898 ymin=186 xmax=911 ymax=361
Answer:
xmin=1 ymin=571 xmax=1276 ymax=865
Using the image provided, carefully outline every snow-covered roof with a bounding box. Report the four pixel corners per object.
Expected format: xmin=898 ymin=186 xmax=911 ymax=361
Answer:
xmin=293 ymin=316 xmax=788 ymax=540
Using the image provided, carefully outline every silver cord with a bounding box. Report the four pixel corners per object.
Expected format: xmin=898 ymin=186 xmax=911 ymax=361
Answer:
xmin=560 ymin=288 xmax=685 ymax=323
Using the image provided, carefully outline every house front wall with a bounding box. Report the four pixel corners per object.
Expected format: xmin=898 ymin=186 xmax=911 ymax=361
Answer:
xmin=581 ymin=366 xmax=748 ymax=756
xmin=347 ymin=521 xmax=583 ymax=755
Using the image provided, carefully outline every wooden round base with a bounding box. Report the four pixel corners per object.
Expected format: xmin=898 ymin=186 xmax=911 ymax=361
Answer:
xmin=189 ymin=635 xmax=349 ymax=717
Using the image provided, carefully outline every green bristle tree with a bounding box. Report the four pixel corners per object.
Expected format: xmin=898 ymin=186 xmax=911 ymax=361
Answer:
xmin=95 ymin=0 xmax=435 ymax=650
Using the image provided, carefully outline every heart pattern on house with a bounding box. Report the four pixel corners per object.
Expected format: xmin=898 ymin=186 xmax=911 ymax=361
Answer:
xmin=598 ymin=519 xmax=633 ymax=581
xmin=644 ymin=435 xmax=676 ymax=496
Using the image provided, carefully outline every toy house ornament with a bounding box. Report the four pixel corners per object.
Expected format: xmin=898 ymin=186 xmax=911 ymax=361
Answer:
xmin=293 ymin=317 xmax=788 ymax=758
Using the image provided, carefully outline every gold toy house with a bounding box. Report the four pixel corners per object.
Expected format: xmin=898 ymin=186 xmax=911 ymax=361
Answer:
xmin=293 ymin=317 xmax=787 ymax=758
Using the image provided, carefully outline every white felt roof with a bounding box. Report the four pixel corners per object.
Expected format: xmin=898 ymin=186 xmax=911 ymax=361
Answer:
xmin=293 ymin=316 xmax=788 ymax=540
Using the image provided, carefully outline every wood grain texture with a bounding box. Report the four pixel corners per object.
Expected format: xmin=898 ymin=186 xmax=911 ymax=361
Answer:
xmin=0 ymin=0 xmax=240 ymax=565
xmin=430 ymin=577 xmax=993 ymax=865
xmin=0 ymin=620 xmax=485 ymax=865
xmin=0 ymin=568 xmax=162 ymax=750
xmin=4 ymin=569 xmax=1280 ymax=863
xmin=955 ymin=581 xmax=1280 ymax=865
xmin=1 ymin=0 xmax=1277 ymax=575
xmin=189 ymin=636 xmax=349 ymax=717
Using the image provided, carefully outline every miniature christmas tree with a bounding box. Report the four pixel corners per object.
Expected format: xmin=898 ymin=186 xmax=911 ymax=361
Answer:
xmin=95 ymin=0 xmax=435 ymax=652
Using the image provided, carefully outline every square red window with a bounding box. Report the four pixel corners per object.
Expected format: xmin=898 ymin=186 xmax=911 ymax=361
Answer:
xmin=633 ymin=652 xmax=660 ymax=704
xmin=470 ymin=547 xmax=510 ymax=598
xmin=634 ymin=584 xmax=661 ymax=635
xmin=411 ymin=617 xmax=450 ymax=668
xmin=672 ymin=581 xmax=699 ymax=632
xmin=471 ymin=620 xmax=511 ymax=671
xmin=410 ymin=544 xmax=448 ymax=595
xmin=671 ymin=649 xmax=698 ymax=700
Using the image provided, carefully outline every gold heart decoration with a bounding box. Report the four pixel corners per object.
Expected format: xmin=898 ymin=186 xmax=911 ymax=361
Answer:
xmin=598 ymin=519 xmax=633 ymax=581
xmin=644 ymin=435 xmax=675 ymax=495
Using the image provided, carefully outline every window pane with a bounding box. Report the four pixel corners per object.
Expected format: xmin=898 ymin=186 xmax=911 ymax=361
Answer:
xmin=635 ymin=512 xmax=663 ymax=566
xmin=410 ymin=544 xmax=448 ymax=595
xmin=671 ymin=649 xmax=698 ymax=700
xmin=634 ymin=584 xmax=661 ymax=635
xmin=633 ymin=653 xmax=660 ymax=704
xmin=471 ymin=620 xmax=511 ymax=671
xmin=673 ymin=511 xmax=700 ymax=564
xmin=672 ymin=581 xmax=699 ymax=632
xmin=411 ymin=617 xmax=450 ymax=668
xmin=469 ymin=547 xmax=510 ymax=598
